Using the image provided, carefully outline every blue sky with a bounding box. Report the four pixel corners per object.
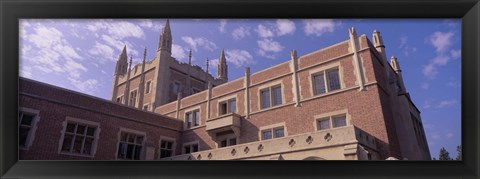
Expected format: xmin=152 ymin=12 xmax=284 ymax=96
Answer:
xmin=19 ymin=19 xmax=461 ymax=159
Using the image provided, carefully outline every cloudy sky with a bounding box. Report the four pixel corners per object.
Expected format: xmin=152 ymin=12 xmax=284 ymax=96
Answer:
xmin=19 ymin=19 xmax=461 ymax=159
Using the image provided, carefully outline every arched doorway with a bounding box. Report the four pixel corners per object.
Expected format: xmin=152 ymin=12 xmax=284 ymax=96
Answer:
xmin=303 ymin=156 xmax=326 ymax=160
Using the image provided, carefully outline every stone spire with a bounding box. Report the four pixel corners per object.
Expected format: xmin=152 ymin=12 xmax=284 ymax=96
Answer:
xmin=189 ymin=49 xmax=192 ymax=65
xmin=390 ymin=56 xmax=406 ymax=92
xmin=206 ymin=58 xmax=209 ymax=74
xmin=390 ymin=56 xmax=401 ymax=72
xmin=115 ymin=45 xmax=128 ymax=75
xmin=157 ymin=19 xmax=172 ymax=53
xmin=217 ymin=49 xmax=228 ymax=81
xmin=372 ymin=29 xmax=387 ymax=62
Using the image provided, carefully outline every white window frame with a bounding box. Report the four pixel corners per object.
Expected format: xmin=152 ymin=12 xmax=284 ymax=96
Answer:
xmin=259 ymin=84 xmax=283 ymax=109
xmin=312 ymin=67 xmax=342 ymax=95
xmin=145 ymin=80 xmax=152 ymax=94
xmin=129 ymin=88 xmax=138 ymax=107
xmin=184 ymin=108 xmax=201 ymax=129
xmin=19 ymin=107 xmax=40 ymax=150
xmin=115 ymin=128 xmax=146 ymax=160
xmin=218 ymin=98 xmax=237 ymax=116
xmin=143 ymin=103 xmax=150 ymax=111
xmin=57 ymin=117 xmax=101 ymax=157
xmin=216 ymin=132 xmax=237 ymax=148
xmin=313 ymin=109 xmax=350 ymax=131
xmin=116 ymin=95 xmax=124 ymax=104
xmin=159 ymin=136 xmax=176 ymax=159
xmin=258 ymin=122 xmax=287 ymax=141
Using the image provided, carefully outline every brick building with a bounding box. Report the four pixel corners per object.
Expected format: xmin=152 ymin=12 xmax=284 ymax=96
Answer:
xmin=19 ymin=20 xmax=430 ymax=160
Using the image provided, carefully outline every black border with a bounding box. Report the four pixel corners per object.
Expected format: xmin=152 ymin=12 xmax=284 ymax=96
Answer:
xmin=1 ymin=0 xmax=479 ymax=178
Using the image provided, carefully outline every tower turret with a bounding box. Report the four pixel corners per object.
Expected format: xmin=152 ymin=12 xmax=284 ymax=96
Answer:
xmin=157 ymin=19 xmax=172 ymax=53
xmin=115 ymin=45 xmax=128 ymax=75
xmin=390 ymin=56 xmax=406 ymax=93
xmin=217 ymin=49 xmax=228 ymax=81
xmin=372 ymin=30 xmax=387 ymax=61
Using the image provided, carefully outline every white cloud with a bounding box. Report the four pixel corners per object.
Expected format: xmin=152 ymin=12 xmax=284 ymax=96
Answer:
xmin=436 ymin=100 xmax=457 ymax=108
xmin=257 ymin=38 xmax=284 ymax=59
xmin=422 ymin=63 xmax=438 ymax=79
xmin=450 ymin=49 xmax=461 ymax=59
xmin=101 ymin=34 xmax=139 ymax=57
xmin=303 ymin=19 xmax=337 ymax=36
xmin=219 ymin=19 xmax=227 ymax=33
xmin=138 ymin=19 xmax=163 ymax=31
xmin=423 ymin=100 xmax=431 ymax=109
xmin=398 ymin=36 xmax=417 ymax=56
xmin=255 ymin=24 xmax=274 ymax=38
xmin=87 ymin=20 xmax=145 ymax=39
xmin=224 ymin=49 xmax=255 ymax=67
xmin=171 ymin=44 xmax=188 ymax=62
xmin=68 ymin=77 xmax=100 ymax=95
xmin=181 ymin=36 xmax=218 ymax=52
xmin=428 ymin=31 xmax=454 ymax=53
xmin=257 ymin=38 xmax=284 ymax=53
xmin=276 ymin=19 xmax=296 ymax=36
xmin=232 ymin=26 xmax=251 ymax=40
xmin=432 ymin=55 xmax=449 ymax=66
xmin=20 ymin=66 xmax=32 ymax=78
xmin=88 ymin=42 xmax=115 ymax=63
xmin=445 ymin=132 xmax=454 ymax=139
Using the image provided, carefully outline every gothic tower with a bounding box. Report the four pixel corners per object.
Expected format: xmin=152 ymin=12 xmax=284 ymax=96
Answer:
xmin=217 ymin=49 xmax=228 ymax=81
xmin=111 ymin=45 xmax=128 ymax=101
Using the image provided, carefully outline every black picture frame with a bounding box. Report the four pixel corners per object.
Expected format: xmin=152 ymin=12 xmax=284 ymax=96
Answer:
xmin=1 ymin=0 xmax=479 ymax=178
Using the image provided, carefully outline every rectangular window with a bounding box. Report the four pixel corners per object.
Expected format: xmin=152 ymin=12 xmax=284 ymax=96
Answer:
xmin=117 ymin=131 xmax=144 ymax=160
xmin=317 ymin=114 xmax=348 ymax=131
xmin=145 ymin=81 xmax=151 ymax=94
xmin=332 ymin=115 xmax=347 ymax=128
xmin=261 ymin=126 xmax=285 ymax=140
xmin=219 ymin=137 xmax=237 ymax=148
xmin=313 ymin=73 xmax=326 ymax=95
xmin=116 ymin=96 xmax=124 ymax=104
xmin=260 ymin=89 xmax=270 ymax=109
xmin=184 ymin=143 xmax=199 ymax=154
xmin=260 ymin=85 xmax=282 ymax=109
xmin=160 ymin=140 xmax=174 ymax=158
xmin=318 ymin=118 xmax=331 ymax=130
xmin=312 ymin=68 xmax=341 ymax=95
xmin=219 ymin=98 xmax=236 ymax=115
xmin=262 ymin=130 xmax=272 ymax=140
xmin=185 ymin=109 xmax=200 ymax=129
xmin=130 ymin=90 xmax=137 ymax=107
xmin=143 ymin=104 xmax=149 ymax=111
xmin=326 ymin=69 xmax=341 ymax=91
xmin=272 ymin=86 xmax=282 ymax=106
xmin=60 ymin=121 xmax=97 ymax=156
xmin=173 ymin=82 xmax=180 ymax=95
xmin=18 ymin=111 xmax=36 ymax=148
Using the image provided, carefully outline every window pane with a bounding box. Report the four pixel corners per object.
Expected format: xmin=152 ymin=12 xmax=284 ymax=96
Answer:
xmin=186 ymin=112 xmax=192 ymax=128
xmin=76 ymin=125 xmax=86 ymax=135
xmin=275 ymin=128 xmax=284 ymax=138
xmin=229 ymin=100 xmax=236 ymax=113
xmin=262 ymin=130 xmax=272 ymax=140
xmin=61 ymin=134 xmax=73 ymax=151
xmin=173 ymin=83 xmax=179 ymax=94
xmin=184 ymin=146 xmax=191 ymax=154
xmin=229 ymin=138 xmax=237 ymax=146
xmin=73 ymin=136 xmax=84 ymax=154
xmin=194 ymin=111 xmax=200 ymax=126
xmin=121 ymin=132 xmax=128 ymax=142
xmin=332 ymin=116 xmax=347 ymax=128
xmin=83 ymin=137 xmax=93 ymax=155
xmin=261 ymin=90 xmax=270 ymax=109
xmin=327 ymin=69 xmax=341 ymax=91
xmin=118 ymin=143 xmax=127 ymax=158
xmin=220 ymin=102 xmax=227 ymax=115
xmin=272 ymin=86 xmax=282 ymax=106
xmin=166 ymin=141 xmax=173 ymax=149
xmin=128 ymin=134 xmax=136 ymax=143
xmin=19 ymin=126 xmax=30 ymax=147
xmin=161 ymin=141 xmax=166 ymax=148
xmin=146 ymin=82 xmax=151 ymax=93
xmin=20 ymin=114 xmax=34 ymax=126
xmin=135 ymin=136 xmax=144 ymax=144
xmin=318 ymin=118 xmax=331 ymax=130
xmin=192 ymin=144 xmax=199 ymax=152
xmin=86 ymin=127 xmax=95 ymax=136
xmin=220 ymin=140 xmax=227 ymax=148
xmin=314 ymin=73 xmax=326 ymax=95
xmin=134 ymin=146 xmax=142 ymax=160
xmin=126 ymin=144 xmax=134 ymax=159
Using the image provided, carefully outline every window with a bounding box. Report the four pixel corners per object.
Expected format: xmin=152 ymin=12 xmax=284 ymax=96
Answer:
xmin=191 ymin=87 xmax=201 ymax=94
xmin=129 ymin=90 xmax=137 ymax=107
xmin=159 ymin=139 xmax=175 ymax=158
xmin=116 ymin=95 xmax=124 ymax=104
xmin=312 ymin=68 xmax=341 ymax=95
xmin=18 ymin=110 xmax=38 ymax=148
xmin=317 ymin=114 xmax=347 ymax=131
xmin=261 ymin=127 xmax=285 ymax=140
xmin=60 ymin=121 xmax=98 ymax=156
xmin=219 ymin=98 xmax=236 ymax=115
xmin=260 ymin=85 xmax=282 ymax=109
xmin=219 ymin=137 xmax=237 ymax=148
xmin=117 ymin=131 xmax=144 ymax=160
xmin=173 ymin=82 xmax=180 ymax=95
xmin=145 ymin=81 xmax=151 ymax=94
xmin=183 ymin=143 xmax=199 ymax=154
xmin=143 ymin=104 xmax=149 ymax=111
xmin=185 ymin=109 xmax=200 ymax=129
